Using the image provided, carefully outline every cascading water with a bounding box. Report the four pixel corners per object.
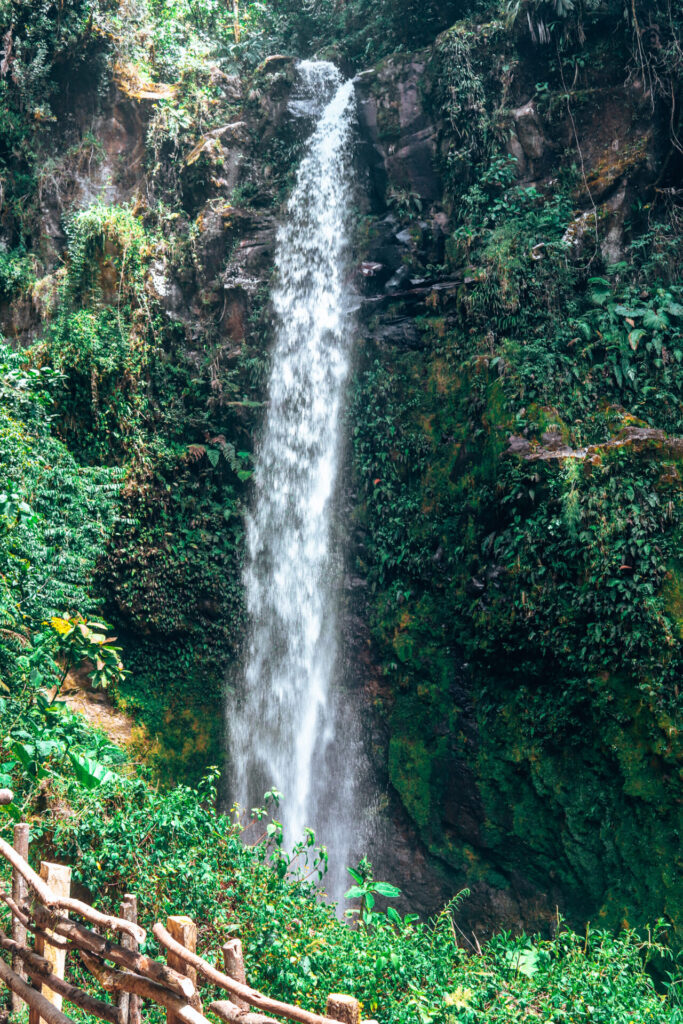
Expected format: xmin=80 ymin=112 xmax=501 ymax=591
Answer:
xmin=227 ymin=61 xmax=360 ymax=897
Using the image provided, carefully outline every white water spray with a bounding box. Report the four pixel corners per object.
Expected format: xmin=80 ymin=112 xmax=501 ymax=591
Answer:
xmin=227 ymin=62 xmax=359 ymax=895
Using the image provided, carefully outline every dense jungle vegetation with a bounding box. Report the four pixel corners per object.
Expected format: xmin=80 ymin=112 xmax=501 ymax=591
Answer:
xmin=1 ymin=0 xmax=682 ymax=1020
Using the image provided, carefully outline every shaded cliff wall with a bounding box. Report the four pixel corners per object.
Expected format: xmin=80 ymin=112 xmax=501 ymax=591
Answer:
xmin=346 ymin=15 xmax=682 ymax=938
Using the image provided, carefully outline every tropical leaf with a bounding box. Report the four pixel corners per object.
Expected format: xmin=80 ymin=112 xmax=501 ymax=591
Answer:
xmin=507 ymin=945 xmax=540 ymax=977
xmin=68 ymin=751 xmax=120 ymax=790
xmin=642 ymin=308 xmax=669 ymax=331
xmin=373 ymin=881 xmax=402 ymax=898
xmin=386 ymin=905 xmax=402 ymax=926
xmin=588 ymin=277 xmax=611 ymax=306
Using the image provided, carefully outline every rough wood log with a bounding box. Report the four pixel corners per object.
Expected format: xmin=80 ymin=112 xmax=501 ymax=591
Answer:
xmin=79 ymin=950 xmax=211 ymax=1024
xmin=12 ymin=822 xmax=30 ymax=1012
xmin=153 ymin=923 xmax=344 ymax=1024
xmin=31 ymin=905 xmax=196 ymax=1000
xmin=0 ymin=956 xmax=76 ymax=1024
xmin=22 ymin=960 xmax=122 ymax=1024
xmin=166 ymin=915 xmax=202 ymax=1019
xmin=222 ymin=939 xmax=249 ymax=1011
xmin=0 ymin=788 xmax=13 ymax=804
xmin=326 ymin=995 xmax=360 ymax=1024
xmin=31 ymin=861 xmax=71 ymax=1024
xmin=210 ymin=1000 xmax=279 ymax=1024
xmin=119 ymin=894 xmax=141 ymax=1024
xmin=0 ymin=892 xmax=70 ymax=949
xmin=0 ymin=926 xmax=52 ymax=974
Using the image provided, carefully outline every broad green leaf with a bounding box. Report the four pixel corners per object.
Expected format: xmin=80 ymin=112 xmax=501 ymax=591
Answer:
xmin=588 ymin=277 xmax=610 ymax=306
xmin=642 ymin=308 xmax=669 ymax=331
xmin=345 ymin=885 xmax=366 ymax=900
xmin=12 ymin=742 xmax=35 ymax=769
xmin=507 ymin=946 xmax=539 ymax=977
xmin=373 ymin=881 xmax=402 ymax=898
xmin=68 ymin=751 xmax=119 ymax=790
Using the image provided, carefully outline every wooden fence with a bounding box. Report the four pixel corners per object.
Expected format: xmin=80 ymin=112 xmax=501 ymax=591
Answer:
xmin=0 ymin=799 xmax=374 ymax=1024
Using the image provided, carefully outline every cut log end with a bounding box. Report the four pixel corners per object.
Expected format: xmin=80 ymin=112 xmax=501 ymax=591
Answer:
xmin=326 ymin=994 xmax=360 ymax=1024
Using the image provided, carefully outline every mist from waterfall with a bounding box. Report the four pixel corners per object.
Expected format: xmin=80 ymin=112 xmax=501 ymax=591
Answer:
xmin=226 ymin=61 xmax=362 ymax=900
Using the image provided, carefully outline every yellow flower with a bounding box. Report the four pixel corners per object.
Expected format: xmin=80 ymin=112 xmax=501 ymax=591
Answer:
xmin=50 ymin=616 xmax=72 ymax=636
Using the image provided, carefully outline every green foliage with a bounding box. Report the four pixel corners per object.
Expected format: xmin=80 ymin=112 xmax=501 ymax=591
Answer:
xmin=47 ymin=614 xmax=125 ymax=691
xmin=350 ymin=15 xmax=683 ymax=932
xmin=344 ymin=860 xmax=408 ymax=930
xmin=0 ymin=340 xmax=123 ymax=702
xmin=249 ymin=0 xmax=490 ymax=67
xmin=0 ymin=245 xmax=35 ymax=298
xmin=1 ymin=692 xmax=679 ymax=1024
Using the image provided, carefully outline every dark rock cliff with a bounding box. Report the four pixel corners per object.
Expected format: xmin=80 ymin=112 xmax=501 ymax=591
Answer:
xmin=343 ymin=18 xmax=682 ymax=940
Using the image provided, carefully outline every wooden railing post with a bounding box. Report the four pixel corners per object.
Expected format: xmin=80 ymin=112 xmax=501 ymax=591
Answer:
xmin=11 ymin=822 xmax=30 ymax=1013
xmin=326 ymin=994 xmax=360 ymax=1024
xmin=221 ymin=939 xmax=249 ymax=1011
xmin=118 ymin=894 xmax=141 ymax=1024
xmin=166 ymin=915 xmax=200 ymax=1024
xmin=29 ymin=862 xmax=72 ymax=1024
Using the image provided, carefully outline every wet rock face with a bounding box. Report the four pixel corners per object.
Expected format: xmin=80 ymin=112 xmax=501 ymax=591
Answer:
xmin=355 ymin=56 xmax=442 ymax=206
xmin=347 ymin=26 xmax=675 ymax=934
xmin=508 ymin=100 xmax=549 ymax=178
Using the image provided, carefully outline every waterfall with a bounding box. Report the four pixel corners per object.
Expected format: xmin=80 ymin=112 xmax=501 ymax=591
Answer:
xmin=227 ymin=61 xmax=359 ymax=897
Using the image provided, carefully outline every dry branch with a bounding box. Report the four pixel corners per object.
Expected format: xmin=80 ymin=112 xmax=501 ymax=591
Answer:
xmin=0 ymin=891 xmax=70 ymax=950
xmin=0 ymin=840 xmax=145 ymax=944
xmin=31 ymin=860 xmax=72 ymax=1024
xmin=166 ymin=916 xmax=202 ymax=1017
xmin=0 ymin=837 xmax=56 ymax=904
xmin=79 ymin=951 xmax=211 ymax=1024
xmin=0 ymin=955 xmax=76 ymax=1024
xmin=56 ymin=897 xmax=145 ymax=946
xmin=153 ymin=924 xmax=344 ymax=1024
xmin=119 ymin=894 xmax=141 ymax=1024
xmin=30 ymin=905 xmax=196 ymax=1000
xmin=210 ymin=1000 xmax=280 ymax=1024
xmin=326 ymin=995 xmax=360 ymax=1024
